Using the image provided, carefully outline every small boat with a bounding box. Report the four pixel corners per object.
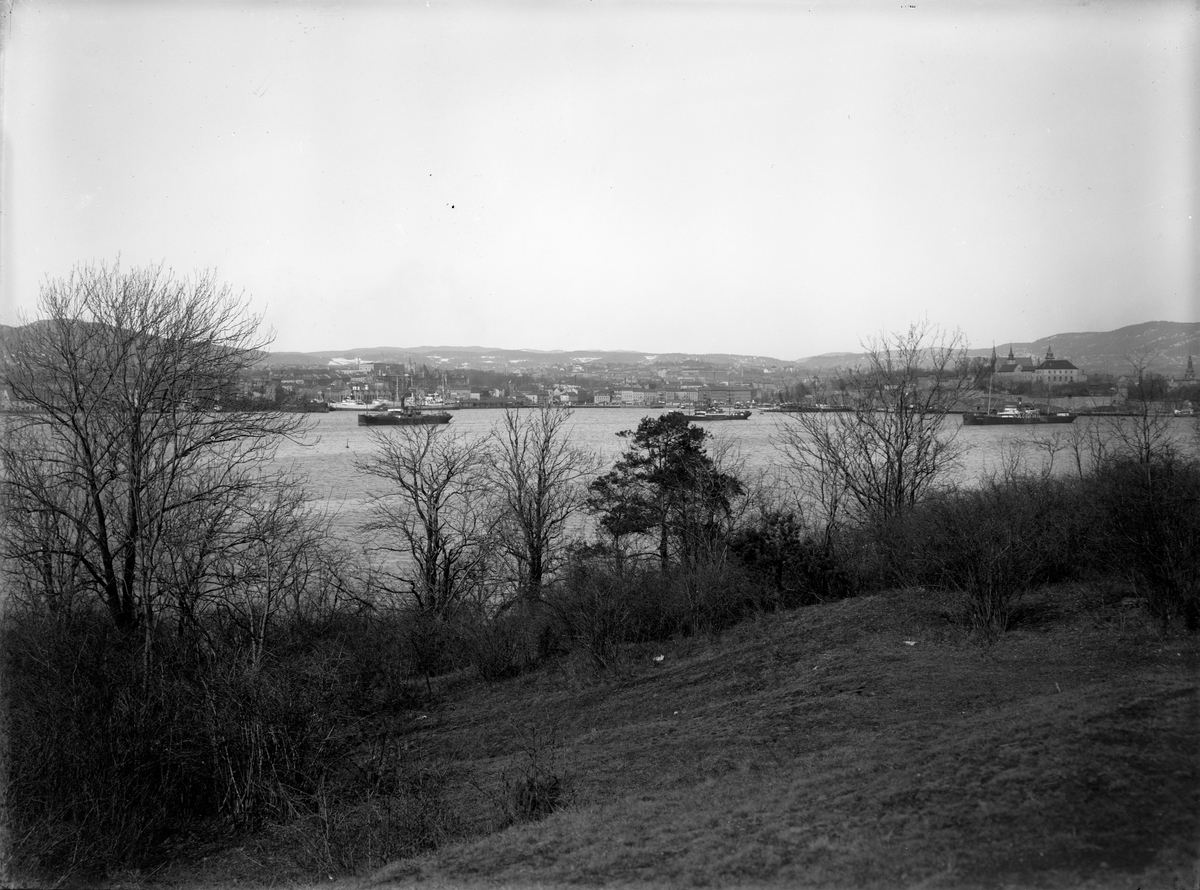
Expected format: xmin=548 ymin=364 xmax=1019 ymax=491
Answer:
xmin=1174 ymin=405 xmax=1195 ymax=417
xmin=961 ymin=405 xmax=1076 ymax=425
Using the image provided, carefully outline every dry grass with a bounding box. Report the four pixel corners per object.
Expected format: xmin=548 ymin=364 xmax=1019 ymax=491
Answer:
xmin=106 ymin=584 xmax=1198 ymax=890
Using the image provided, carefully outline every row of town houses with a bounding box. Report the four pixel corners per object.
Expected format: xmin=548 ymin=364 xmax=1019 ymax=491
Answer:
xmin=236 ymin=356 xmax=760 ymax=407
xmin=239 ymin=348 xmax=1198 ymax=409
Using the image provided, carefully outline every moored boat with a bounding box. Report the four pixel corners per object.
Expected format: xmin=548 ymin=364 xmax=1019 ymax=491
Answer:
xmin=961 ymin=405 xmax=1076 ymax=425
xmin=778 ymin=404 xmax=855 ymax=413
xmin=357 ymin=364 xmax=451 ymax=425
xmin=668 ymin=407 xmax=752 ymax=421
xmin=329 ymin=397 xmax=388 ymax=411
xmin=358 ymin=407 xmax=451 ymax=426
xmin=965 ymin=350 xmax=1076 ymax=425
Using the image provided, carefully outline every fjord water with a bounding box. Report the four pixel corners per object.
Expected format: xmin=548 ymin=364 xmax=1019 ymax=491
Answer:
xmin=274 ymin=408 xmax=1198 ymax=542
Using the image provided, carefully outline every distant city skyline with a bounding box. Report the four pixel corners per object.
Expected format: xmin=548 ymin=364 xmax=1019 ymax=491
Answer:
xmin=3 ymin=2 xmax=1196 ymax=359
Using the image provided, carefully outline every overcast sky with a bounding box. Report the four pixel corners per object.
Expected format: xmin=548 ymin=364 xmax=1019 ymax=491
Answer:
xmin=2 ymin=0 xmax=1196 ymax=360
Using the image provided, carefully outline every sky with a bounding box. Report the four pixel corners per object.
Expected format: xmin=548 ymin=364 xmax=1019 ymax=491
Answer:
xmin=1 ymin=0 xmax=1196 ymax=360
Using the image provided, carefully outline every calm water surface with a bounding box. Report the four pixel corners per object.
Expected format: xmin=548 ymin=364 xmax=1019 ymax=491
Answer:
xmin=273 ymin=408 xmax=1199 ymax=541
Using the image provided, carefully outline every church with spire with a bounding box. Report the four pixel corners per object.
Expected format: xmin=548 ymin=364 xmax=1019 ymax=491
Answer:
xmin=994 ymin=345 xmax=1038 ymax=379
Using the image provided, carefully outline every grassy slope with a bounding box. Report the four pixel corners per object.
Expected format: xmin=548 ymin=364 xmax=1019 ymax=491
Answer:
xmin=363 ymin=586 xmax=1198 ymax=890
xmin=140 ymin=584 xmax=1197 ymax=890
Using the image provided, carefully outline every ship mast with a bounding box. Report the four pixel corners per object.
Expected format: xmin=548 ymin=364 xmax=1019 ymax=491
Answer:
xmin=987 ymin=343 xmax=997 ymax=414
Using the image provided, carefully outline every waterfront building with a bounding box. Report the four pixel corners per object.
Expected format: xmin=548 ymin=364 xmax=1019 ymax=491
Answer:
xmin=994 ymin=346 xmax=1038 ymax=382
xmin=698 ymin=385 xmax=756 ymax=406
xmin=1032 ymin=345 xmax=1085 ymax=386
xmin=994 ymin=345 xmax=1085 ymax=387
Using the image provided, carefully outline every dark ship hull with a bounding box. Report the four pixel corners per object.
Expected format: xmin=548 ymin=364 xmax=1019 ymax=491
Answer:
xmin=961 ymin=411 xmax=1076 ymax=426
xmin=358 ymin=410 xmax=451 ymax=426
xmin=670 ymin=410 xmax=752 ymax=421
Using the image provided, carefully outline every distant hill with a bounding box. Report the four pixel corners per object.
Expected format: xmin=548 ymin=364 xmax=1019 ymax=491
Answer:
xmin=989 ymin=321 xmax=1199 ymax=376
xmin=792 ymin=321 xmax=1199 ymax=377
xmin=254 ymin=345 xmax=796 ymax=369
xmin=256 ymin=350 xmax=327 ymax=367
xmin=788 ymin=351 xmax=872 ymax=372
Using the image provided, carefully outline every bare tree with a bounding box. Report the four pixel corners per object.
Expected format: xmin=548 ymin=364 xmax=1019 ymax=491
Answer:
xmin=1 ymin=261 xmax=307 ymax=638
xmin=355 ymin=425 xmax=493 ymax=619
xmin=488 ymin=406 xmax=599 ymax=604
xmin=1107 ymin=350 xmax=1180 ymax=472
xmin=1064 ymin=415 xmax=1109 ymax=480
xmin=775 ymin=321 xmax=970 ymax=533
xmin=208 ymin=479 xmax=344 ymax=666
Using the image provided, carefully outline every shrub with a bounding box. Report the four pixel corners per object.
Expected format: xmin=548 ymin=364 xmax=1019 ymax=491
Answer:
xmin=302 ymin=750 xmax=465 ymax=874
xmin=1089 ymin=455 xmax=1200 ymax=629
xmin=546 ymin=557 xmax=643 ymax=669
xmin=453 ymin=604 xmax=555 ymax=682
xmin=478 ymin=720 xmax=571 ymax=828
xmin=1 ymin=605 xmax=419 ymax=882
xmin=899 ymin=476 xmax=1091 ymax=637
xmin=4 ymin=611 xmax=211 ymax=877
xmin=664 ymin=556 xmax=766 ymax=636
xmin=319 ymin=611 xmax=427 ymax=712
xmin=730 ymin=510 xmax=854 ymax=607
xmin=545 ymin=546 xmax=770 ymax=670
xmin=403 ymin=609 xmax=471 ymax=694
